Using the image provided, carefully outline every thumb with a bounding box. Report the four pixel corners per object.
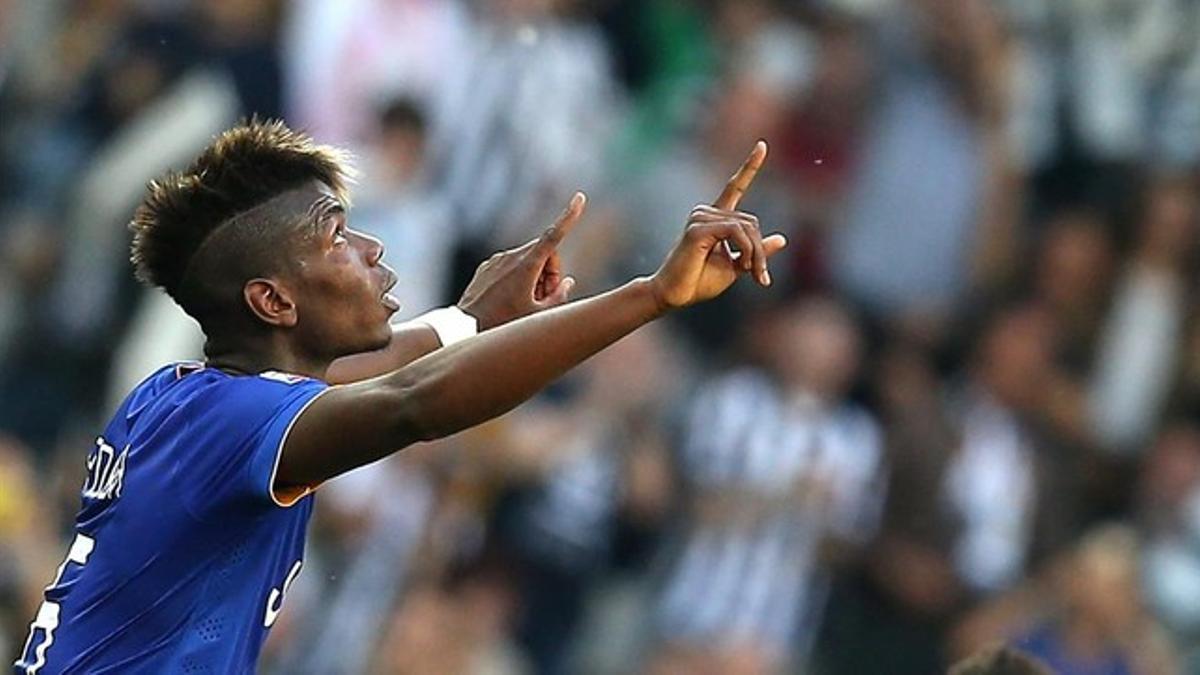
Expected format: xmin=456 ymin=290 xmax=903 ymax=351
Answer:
xmin=545 ymin=276 xmax=576 ymax=306
xmin=763 ymin=233 xmax=788 ymax=258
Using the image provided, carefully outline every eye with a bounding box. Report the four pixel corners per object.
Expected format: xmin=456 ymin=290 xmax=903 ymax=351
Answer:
xmin=331 ymin=219 xmax=348 ymax=245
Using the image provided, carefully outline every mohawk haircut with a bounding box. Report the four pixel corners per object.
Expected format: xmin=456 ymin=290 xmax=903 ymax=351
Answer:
xmin=130 ymin=119 xmax=353 ymax=323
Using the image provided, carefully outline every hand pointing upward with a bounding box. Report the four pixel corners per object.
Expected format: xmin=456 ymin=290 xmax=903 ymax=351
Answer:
xmin=649 ymin=140 xmax=788 ymax=309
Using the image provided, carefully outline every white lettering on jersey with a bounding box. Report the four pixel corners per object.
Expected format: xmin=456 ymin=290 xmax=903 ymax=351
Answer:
xmin=15 ymin=534 xmax=95 ymax=674
xmin=82 ymin=438 xmax=127 ymax=501
xmin=260 ymin=371 xmax=307 ymax=385
xmin=263 ymin=560 xmax=303 ymax=628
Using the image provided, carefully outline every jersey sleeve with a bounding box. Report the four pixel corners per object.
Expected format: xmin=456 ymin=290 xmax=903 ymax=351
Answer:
xmin=179 ymin=376 xmax=329 ymax=519
xmin=245 ymin=378 xmax=330 ymax=508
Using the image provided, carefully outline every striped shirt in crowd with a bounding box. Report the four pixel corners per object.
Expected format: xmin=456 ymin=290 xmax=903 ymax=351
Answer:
xmin=656 ymin=369 xmax=886 ymax=663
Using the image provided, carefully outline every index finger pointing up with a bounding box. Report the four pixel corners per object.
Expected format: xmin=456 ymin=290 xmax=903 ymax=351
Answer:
xmin=714 ymin=140 xmax=768 ymax=211
xmin=534 ymin=191 xmax=587 ymax=256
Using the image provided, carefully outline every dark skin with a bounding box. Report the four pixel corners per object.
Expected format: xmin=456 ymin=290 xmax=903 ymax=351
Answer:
xmin=321 ymin=191 xmax=580 ymax=385
xmin=204 ymin=182 xmax=577 ymax=380
xmin=210 ymin=141 xmax=785 ymax=499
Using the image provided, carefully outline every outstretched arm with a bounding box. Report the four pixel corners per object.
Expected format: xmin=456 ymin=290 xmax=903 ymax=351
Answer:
xmin=277 ymin=142 xmax=785 ymax=491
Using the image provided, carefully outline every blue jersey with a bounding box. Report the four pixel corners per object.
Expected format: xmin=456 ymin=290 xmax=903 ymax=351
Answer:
xmin=14 ymin=363 xmax=328 ymax=674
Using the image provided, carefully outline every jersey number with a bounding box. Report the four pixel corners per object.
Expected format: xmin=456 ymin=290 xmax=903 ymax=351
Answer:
xmin=263 ymin=560 xmax=303 ymax=628
xmin=14 ymin=533 xmax=95 ymax=674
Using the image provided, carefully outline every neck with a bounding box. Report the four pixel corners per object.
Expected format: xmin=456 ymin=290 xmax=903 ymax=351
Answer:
xmin=203 ymin=337 xmax=329 ymax=381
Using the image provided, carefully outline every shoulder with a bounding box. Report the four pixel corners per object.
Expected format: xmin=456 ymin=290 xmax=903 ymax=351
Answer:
xmin=199 ymin=369 xmax=328 ymax=424
xmin=115 ymin=362 xmax=204 ymax=422
xmin=123 ymin=364 xmax=327 ymax=436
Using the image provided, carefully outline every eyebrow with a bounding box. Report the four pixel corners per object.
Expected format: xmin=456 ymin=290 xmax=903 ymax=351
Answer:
xmin=304 ymin=195 xmax=345 ymax=236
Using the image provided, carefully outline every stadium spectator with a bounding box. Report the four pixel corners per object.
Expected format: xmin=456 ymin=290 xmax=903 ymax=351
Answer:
xmin=1022 ymin=209 xmax=1113 ymax=449
xmin=1014 ymin=525 xmax=1177 ymax=674
xmin=503 ymin=325 xmax=681 ymax=675
xmin=613 ymin=3 xmax=810 ymax=351
xmin=649 ymin=297 xmax=883 ymax=674
xmin=822 ymin=303 xmax=1070 ymax=674
xmin=956 ymin=525 xmax=1178 ymax=675
xmin=1090 ymin=177 xmax=1199 ymax=453
xmin=829 ymin=0 xmax=1015 ymax=320
xmin=435 ymin=0 xmax=621 ymax=293
xmin=1137 ymin=423 xmax=1200 ymax=667
xmin=283 ymin=0 xmax=471 ymax=146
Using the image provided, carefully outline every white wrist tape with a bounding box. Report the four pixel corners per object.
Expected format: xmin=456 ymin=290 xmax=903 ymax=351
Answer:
xmin=416 ymin=307 xmax=478 ymax=347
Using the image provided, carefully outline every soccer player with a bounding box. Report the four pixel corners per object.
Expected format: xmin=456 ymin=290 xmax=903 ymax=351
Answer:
xmin=13 ymin=120 xmax=785 ymax=673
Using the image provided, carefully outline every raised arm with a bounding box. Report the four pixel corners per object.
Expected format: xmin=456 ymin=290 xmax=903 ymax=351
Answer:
xmin=277 ymin=142 xmax=785 ymax=491
xmin=324 ymin=197 xmax=586 ymax=384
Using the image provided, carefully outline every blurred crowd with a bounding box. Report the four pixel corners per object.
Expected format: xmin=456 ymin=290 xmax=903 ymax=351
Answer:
xmin=3 ymin=0 xmax=1200 ymax=673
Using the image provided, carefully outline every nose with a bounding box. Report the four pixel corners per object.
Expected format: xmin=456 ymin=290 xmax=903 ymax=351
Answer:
xmin=354 ymin=230 xmax=385 ymax=266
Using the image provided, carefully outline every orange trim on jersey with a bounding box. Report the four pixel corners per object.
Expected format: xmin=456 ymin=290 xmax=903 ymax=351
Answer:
xmin=267 ymin=387 xmax=333 ymax=508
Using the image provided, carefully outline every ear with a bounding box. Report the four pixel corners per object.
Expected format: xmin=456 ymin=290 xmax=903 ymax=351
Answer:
xmin=244 ymin=278 xmax=298 ymax=328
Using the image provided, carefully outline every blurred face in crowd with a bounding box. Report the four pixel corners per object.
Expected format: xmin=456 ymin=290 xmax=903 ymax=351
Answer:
xmin=707 ymin=74 xmax=789 ymax=166
xmin=1035 ymin=211 xmax=1113 ymax=312
xmin=713 ymin=0 xmax=773 ymax=43
xmin=976 ymin=306 xmax=1055 ymax=411
xmin=377 ymin=122 xmax=427 ymax=188
xmin=5 ymin=216 xmax=60 ymax=294
xmin=378 ymin=586 xmax=467 ymax=673
xmin=588 ymin=324 xmax=679 ymax=413
xmin=809 ymin=19 xmax=872 ymax=121
xmin=1140 ymin=177 xmax=1199 ymax=263
xmin=1139 ymin=425 xmax=1200 ymax=515
xmin=200 ymin=0 xmax=276 ymax=38
xmin=103 ymin=52 xmax=166 ymax=122
xmin=1066 ymin=529 xmax=1141 ymax=638
xmin=910 ymin=0 xmax=976 ymax=51
xmin=765 ymin=299 xmax=861 ymax=401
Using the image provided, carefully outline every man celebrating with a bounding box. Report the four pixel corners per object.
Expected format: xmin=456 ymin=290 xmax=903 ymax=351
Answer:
xmin=14 ymin=120 xmax=784 ymax=673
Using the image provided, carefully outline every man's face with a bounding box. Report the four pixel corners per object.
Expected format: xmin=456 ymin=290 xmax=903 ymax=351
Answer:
xmin=282 ymin=183 xmax=398 ymax=359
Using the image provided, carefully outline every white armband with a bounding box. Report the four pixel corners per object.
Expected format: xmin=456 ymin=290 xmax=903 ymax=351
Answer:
xmin=415 ymin=306 xmax=478 ymax=347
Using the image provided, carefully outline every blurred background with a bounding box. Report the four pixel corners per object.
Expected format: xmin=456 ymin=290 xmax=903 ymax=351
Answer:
xmin=2 ymin=0 xmax=1200 ymax=673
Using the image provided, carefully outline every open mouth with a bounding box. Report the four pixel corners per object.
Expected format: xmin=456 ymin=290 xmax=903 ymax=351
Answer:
xmin=381 ymin=274 xmax=400 ymax=311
